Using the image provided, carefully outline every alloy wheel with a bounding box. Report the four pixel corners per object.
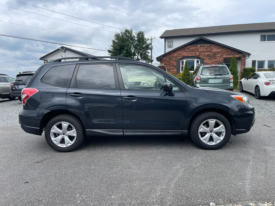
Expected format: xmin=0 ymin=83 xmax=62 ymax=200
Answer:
xmin=198 ymin=119 xmax=226 ymax=145
xmin=50 ymin=121 xmax=77 ymax=147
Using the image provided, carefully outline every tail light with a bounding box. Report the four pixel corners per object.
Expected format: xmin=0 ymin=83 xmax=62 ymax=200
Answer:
xmin=264 ymin=82 xmax=270 ymax=86
xmin=230 ymin=75 xmax=233 ymax=82
xmin=10 ymin=82 xmax=14 ymax=88
xmin=21 ymin=88 xmax=38 ymax=105
xmin=195 ymin=76 xmax=201 ymax=82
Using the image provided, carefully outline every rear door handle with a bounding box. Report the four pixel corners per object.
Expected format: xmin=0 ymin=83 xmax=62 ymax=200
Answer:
xmin=69 ymin=93 xmax=83 ymax=97
xmin=123 ymin=95 xmax=137 ymax=101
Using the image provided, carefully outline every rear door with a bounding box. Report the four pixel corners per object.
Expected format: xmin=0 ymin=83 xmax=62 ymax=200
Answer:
xmin=117 ymin=63 xmax=187 ymax=135
xmin=246 ymin=73 xmax=258 ymax=92
xmin=199 ymin=66 xmax=231 ymax=89
xmin=67 ymin=63 xmax=123 ymax=136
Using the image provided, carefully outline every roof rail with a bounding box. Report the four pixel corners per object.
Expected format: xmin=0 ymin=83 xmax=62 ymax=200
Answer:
xmin=53 ymin=56 xmax=136 ymax=62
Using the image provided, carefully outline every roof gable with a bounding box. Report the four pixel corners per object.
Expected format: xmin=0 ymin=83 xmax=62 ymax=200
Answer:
xmin=160 ymin=22 xmax=275 ymax=38
xmin=156 ymin=37 xmax=251 ymax=61
xmin=39 ymin=46 xmax=94 ymax=60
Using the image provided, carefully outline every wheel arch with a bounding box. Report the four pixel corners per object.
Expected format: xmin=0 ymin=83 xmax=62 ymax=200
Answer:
xmin=40 ymin=109 xmax=84 ymax=132
xmin=187 ymin=106 xmax=236 ymax=135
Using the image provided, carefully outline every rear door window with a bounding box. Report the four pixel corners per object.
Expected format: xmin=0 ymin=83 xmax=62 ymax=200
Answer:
xmin=41 ymin=65 xmax=75 ymax=88
xmin=201 ymin=66 xmax=229 ymax=76
xmin=76 ymin=64 xmax=116 ymax=89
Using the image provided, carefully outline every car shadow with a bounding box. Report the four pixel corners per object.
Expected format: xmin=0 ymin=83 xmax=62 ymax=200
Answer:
xmin=80 ymin=135 xmax=195 ymax=150
xmin=0 ymin=99 xmax=18 ymax=103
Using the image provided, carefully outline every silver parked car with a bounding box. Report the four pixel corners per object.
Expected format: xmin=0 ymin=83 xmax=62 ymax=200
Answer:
xmin=0 ymin=74 xmax=15 ymax=100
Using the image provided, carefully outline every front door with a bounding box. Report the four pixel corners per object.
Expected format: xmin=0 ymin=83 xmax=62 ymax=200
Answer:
xmin=67 ymin=63 xmax=123 ymax=136
xmin=117 ymin=63 xmax=187 ymax=135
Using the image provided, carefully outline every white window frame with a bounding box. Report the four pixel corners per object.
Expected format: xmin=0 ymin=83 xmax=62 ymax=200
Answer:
xmin=260 ymin=34 xmax=275 ymax=42
xmin=180 ymin=59 xmax=200 ymax=73
xmin=167 ymin=40 xmax=173 ymax=48
xmin=267 ymin=60 xmax=275 ymax=69
xmin=256 ymin=60 xmax=265 ymax=70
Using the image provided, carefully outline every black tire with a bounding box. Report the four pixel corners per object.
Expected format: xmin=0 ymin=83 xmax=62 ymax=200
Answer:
xmin=45 ymin=114 xmax=84 ymax=152
xmin=9 ymin=95 xmax=15 ymax=100
xmin=190 ymin=112 xmax=231 ymax=150
xmin=239 ymin=82 xmax=243 ymax=92
xmin=18 ymin=97 xmax=21 ymax=101
xmin=255 ymin=86 xmax=261 ymax=99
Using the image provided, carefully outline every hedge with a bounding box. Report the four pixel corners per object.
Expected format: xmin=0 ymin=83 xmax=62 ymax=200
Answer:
xmin=240 ymin=67 xmax=255 ymax=79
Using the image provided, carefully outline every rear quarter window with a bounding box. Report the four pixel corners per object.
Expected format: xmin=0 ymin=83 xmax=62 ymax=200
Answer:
xmin=41 ymin=65 xmax=75 ymax=88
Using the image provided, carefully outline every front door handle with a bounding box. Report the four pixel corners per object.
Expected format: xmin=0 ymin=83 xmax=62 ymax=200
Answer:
xmin=123 ymin=95 xmax=137 ymax=101
xmin=69 ymin=92 xmax=83 ymax=97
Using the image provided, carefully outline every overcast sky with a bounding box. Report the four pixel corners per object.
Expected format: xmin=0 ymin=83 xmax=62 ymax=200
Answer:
xmin=0 ymin=0 xmax=274 ymax=77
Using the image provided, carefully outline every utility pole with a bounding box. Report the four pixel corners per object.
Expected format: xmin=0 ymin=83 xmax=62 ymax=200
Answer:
xmin=150 ymin=37 xmax=155 ymax=64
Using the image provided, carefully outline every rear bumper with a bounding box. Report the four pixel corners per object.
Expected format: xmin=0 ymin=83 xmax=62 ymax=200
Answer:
xmin=195 ymin=83 xmax=233 ymax=90
xmin=268 ymin=91 xmax=275 ymax=97
xmin=19 ymin=110 xmax=42 ymax=135
xmin=10 ymin=90 xmax=22 ymax=97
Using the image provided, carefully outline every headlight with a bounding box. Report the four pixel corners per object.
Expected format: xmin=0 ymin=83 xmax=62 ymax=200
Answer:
xmin=231 ymin=95 xmax=250 ymax=106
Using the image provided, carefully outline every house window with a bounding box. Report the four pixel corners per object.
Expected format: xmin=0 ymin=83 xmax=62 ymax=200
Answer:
xmin=180 ymin=59 xmax=200 ymax=72
xmin=257 ymin=61 xmax=265 ymax=70
xmin=167 ymin=40 xmax=173 ymax=48
xmin=260 ymin=34 xmax=275 ymax=41
xmin=268 ymin=60 xmax=275 ymax=69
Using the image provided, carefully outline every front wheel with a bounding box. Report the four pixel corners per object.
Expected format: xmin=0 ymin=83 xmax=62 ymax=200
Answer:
xmin=45 ymin=115 xmax=84 ymax=152
xmin=190 ymin=112 xmax=231 ymax=150
xmin=255 ymin=86 xmax=261 ymax=99
xmin=239 ymin=82 xmax=243 ymax=92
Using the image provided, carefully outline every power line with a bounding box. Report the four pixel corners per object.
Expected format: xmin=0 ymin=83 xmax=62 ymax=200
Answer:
xmin=0 ymin=20 xmax=110 ymax=43
xmin=12 ymin=0 xmax=121 ymax=31
xmin=0 ymin=33 xmax=107 ymax=51
xmin=0 ymin=4 xmax=119 ymax=34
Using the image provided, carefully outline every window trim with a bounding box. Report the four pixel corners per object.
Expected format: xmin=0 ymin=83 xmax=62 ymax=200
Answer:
xmin=267 ymin=60 xmax=275 ymax=69
xmin=41 ymin=64 xmax=77 ymax=88
xmin=256 ymin=60 xmax=265 ymax=70
xmin=180 ymin=59 xmax=200 ymax=73
xmin=260 ymin=34 xmax=275 ymax=42
xmin=117 ymin=63 xmax=184 ymax=92
xmin=167 ymin=40 xmax=173 ymax=48
xmin=70 ymin=63 xmax=119 ymax=90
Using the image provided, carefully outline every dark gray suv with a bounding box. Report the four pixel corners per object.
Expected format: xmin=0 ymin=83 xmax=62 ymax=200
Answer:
xmin=19 ymin=56 xmax=255 ymax=152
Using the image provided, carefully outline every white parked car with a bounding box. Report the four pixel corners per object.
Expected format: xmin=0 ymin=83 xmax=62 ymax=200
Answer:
xmin=239 ymin=71 xmax=275 ymax=99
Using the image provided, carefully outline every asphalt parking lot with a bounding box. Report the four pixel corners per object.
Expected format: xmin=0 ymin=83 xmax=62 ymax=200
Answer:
xmin=0 ymin=93 xmax=275 ymax=206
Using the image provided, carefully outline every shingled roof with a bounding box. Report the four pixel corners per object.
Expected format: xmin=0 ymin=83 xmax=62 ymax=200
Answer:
xmin=160 ymin=22 xmax=275 ymax=38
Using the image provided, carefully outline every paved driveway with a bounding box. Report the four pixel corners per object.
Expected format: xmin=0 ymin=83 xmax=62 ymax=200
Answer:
xmin=0 ymin=95 xmax=275 ymax=206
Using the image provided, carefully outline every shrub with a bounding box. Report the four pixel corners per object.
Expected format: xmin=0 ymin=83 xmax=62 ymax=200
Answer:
xmin=230 ymin=57 xmax=239 ymax=88
xmin=182 ymin=62 xmax=190 ymax=85
xmin=241 ymin=67 xmax=255 ymax=79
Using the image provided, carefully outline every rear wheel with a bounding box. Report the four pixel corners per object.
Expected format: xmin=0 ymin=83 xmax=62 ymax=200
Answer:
xmin=239 ymin=82 xmax=243 ymax=92
xmin=18 ymin=97 xmax=21 ymax=101
xmin=45 ymin=115 xmax=84 ymax=152
xmin=9 ymin=94 xmax=15 ymax=100
xmin=255 ymin=86 xmax=261 ymax=99
xmin=190 ymin=112 xmax=231 ymax=150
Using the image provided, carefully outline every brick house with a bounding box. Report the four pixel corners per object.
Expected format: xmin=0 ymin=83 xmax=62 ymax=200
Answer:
xmin=157 ymin=22 xmax=275 ymax=75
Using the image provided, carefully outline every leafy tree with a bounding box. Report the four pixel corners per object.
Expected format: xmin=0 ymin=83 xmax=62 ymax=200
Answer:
xmin=182 ymin=62 xmax=190 ymax=85
xmin=230 ymin=57 xmax=239 ymax=88
xmin=108 ymin=29 xmax=153 ymax=63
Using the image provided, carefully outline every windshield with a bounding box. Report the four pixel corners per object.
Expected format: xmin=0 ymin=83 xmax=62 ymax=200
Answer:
xmin=201 ymin=66 xmax=229 ymax=76
xmin=264 ymin=73 xmax=275 ymax=78
xmin=16 ymin=75 xmax=33 ymax=82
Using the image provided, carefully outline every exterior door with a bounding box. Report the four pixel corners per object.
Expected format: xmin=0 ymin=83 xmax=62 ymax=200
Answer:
xmin=0 ymin=76 xmax=13 ymax=96
xmin=67 ymin=63 xmax=123 ymax=136
xmin=247 ymin=73 xmax=258 ymax=92
xmin=117 ymin=63 xmax=187 ymax=135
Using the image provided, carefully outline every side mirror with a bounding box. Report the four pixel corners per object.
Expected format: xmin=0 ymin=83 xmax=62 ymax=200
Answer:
xmin=245 ymin=76 xmax=249 ymax=80
xmin=162 ymin=82 xmax=174 ymax=96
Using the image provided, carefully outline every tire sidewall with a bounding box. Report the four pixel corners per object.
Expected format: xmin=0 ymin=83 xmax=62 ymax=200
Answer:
xmin=255 ymin=86 xmax=261 ymax=99
xmin=190 ymin=112 xmax=231 ymax=150
xmin=239 ymin=83 xmax=243 ymax=92
xmin=45 ymin=115 xmax=84 ymax=152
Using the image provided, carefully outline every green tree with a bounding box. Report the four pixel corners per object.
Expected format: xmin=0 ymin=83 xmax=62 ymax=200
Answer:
xmin=230 ymin=57 xmax=239 ymax=88
xmin=182 ymin=62 xmax=190 ymax=85
xmin=108 ymin=29 xmax=153 ymax=63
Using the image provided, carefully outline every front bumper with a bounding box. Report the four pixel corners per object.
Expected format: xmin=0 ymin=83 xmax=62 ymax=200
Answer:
xmin=235 ymin=106 xmax=255 ymax=135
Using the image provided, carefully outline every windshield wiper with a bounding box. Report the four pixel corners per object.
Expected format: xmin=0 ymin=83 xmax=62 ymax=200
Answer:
xmin=16 ymin=79 xmax=22 ymax=81
xmin=214 ymin=73 xmax=224 ymax=76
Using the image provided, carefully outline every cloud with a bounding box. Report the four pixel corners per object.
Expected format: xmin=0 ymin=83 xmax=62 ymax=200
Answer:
xmin=0 ymin=0 xmax=274 ymax=77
